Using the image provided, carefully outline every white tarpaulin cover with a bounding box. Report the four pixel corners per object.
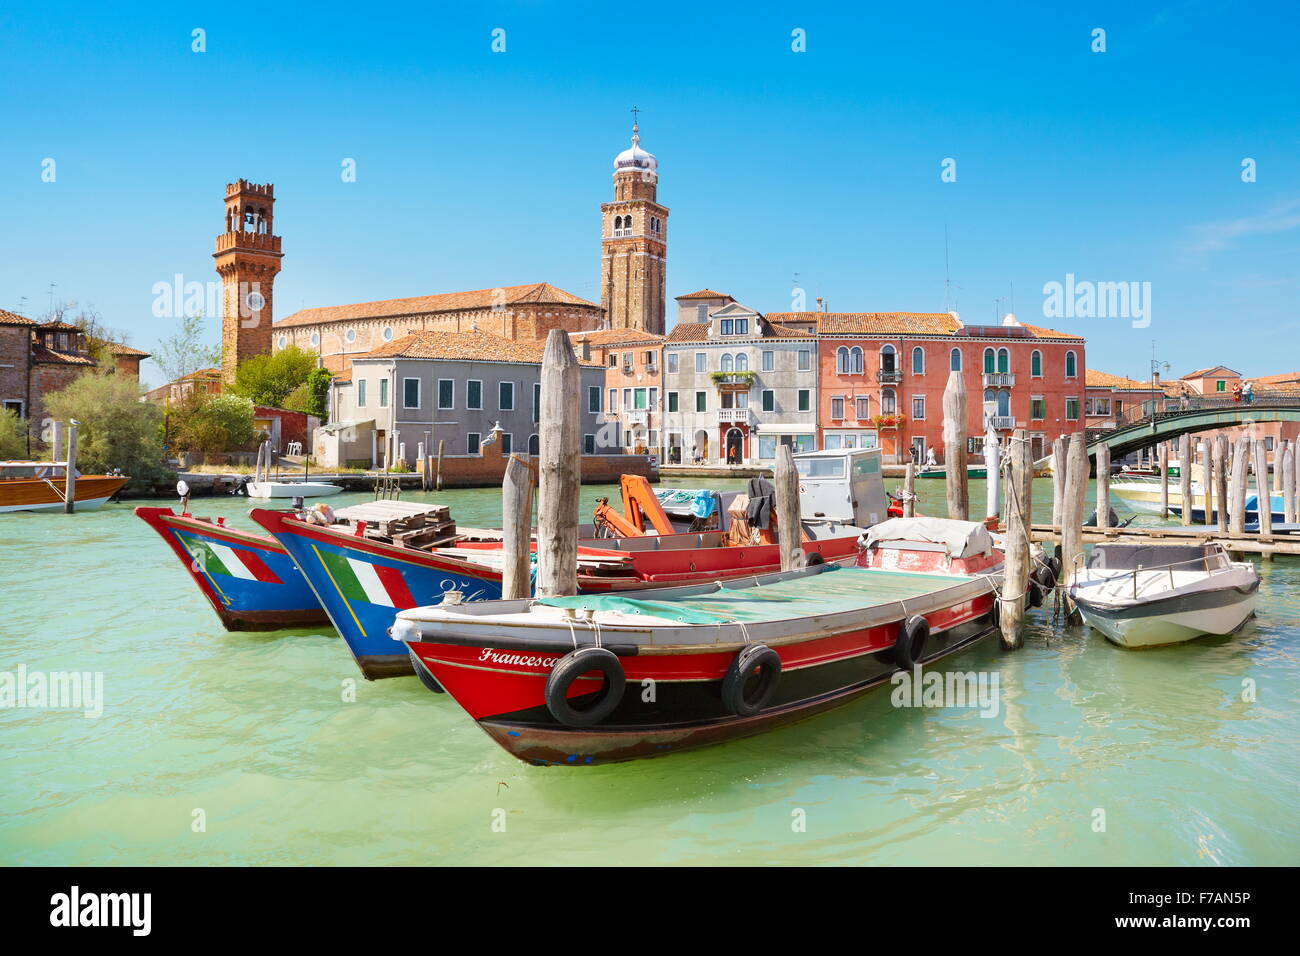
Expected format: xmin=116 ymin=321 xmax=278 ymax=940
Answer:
xmin=863 ymin=517 xmax=995 ymax=559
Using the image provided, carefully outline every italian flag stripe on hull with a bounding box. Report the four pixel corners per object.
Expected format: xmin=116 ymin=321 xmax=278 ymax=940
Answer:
xmin=319 ymin=550 xmax=416 ymax=608
xmin=182 ymin=535 xmax=282 ymax=584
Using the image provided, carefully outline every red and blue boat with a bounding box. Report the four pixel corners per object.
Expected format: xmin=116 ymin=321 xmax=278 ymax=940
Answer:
xmin=135 ymin=506 xmax=329 ymax=631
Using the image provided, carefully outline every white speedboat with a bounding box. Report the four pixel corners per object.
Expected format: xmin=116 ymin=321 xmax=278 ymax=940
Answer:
xmin=1069 ymin=542 xmax=1258 ymax=648
xmin=244 ymin=479 xmax=342 ymax=499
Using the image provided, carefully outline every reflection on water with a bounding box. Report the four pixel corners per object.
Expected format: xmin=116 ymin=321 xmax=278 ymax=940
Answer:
xmin=0 ymin=478 xmax=1296 ymax=864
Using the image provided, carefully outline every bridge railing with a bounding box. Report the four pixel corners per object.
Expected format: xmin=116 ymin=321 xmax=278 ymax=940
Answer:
xmin=1096 ymin=389 xmax=1300 ymax=435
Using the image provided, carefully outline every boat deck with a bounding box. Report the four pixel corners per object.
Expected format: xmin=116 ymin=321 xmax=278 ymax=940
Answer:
xmin=538 ymin=565 xmax=978 ymax=626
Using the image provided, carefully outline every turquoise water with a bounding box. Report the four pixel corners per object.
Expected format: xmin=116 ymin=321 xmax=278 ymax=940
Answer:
xmin=1 ymin=478 xmax=1297 ymax=865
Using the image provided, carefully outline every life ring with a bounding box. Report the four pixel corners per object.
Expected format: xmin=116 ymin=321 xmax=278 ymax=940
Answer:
xmin=408 ymin=648 xmax=445 ymax=694
xmin=721 ymin=643 xmax=781 ymax=717
xmin=544 ymin=646 xmax=626 ymax=727
xmin=892 ymin=615 xmax=930 ymax=668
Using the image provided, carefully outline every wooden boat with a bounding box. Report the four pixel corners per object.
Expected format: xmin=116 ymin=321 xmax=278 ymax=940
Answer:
xmin=392 ymin=518 xmax=1005 ymax=765
xmin=911 ymin=465 xmax=987 ymax=479
xmin=136 ymin=506 xmax=329 ymax=630
xmin=0 ymin=460 xmax=128 ymax=513
xmin=1068 ymin=542 xmax=1259 ymax=648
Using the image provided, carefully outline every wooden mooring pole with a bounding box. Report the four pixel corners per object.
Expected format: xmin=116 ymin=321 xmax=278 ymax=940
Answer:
xmin=1095 ymin=441 xmax=1111 ymax=528
xmin=1051 ymin=440 xmax=1067 ymax=530
xmin=1158 ymin=442 xmax=1169 ymax=518
xmin=984 ymin=425 xmax=1001 ymax=522
xmin=999 ymin=429 xmax=1030 ymax=650
xmin=1284 ymin=442 xmax=1297 ymax=525
xmin=1252 ymin=439 xmax=1272 ymax=560
xmin=775 ymin=444 xmax=803 ymax=571
xmin=942 ymin=369 xmax=968 ymax=520
xmin=535 ymin=330 xmax=581 ymax=598
xmin=1274 ymin=440 xmax=1286 ymax=496
xmin=1229 ymin=436 xmax=1250 ymax=536
xmin=902 ymin=462 xmax=916 ymax=518
xmin=62 ymin=420 xmax=79 ymax=514
xmin=1201 ymin=438 xmax=1215 ymax=528
xmin=1060 ymin=431 xmax=1089 ymax=584
xmin=1179 ymin=434 xmax=1193 ymax=526
xmin=436 ymin=439 xmax=445 ymax=492
xmin=501 ymin=454 xmax=535 ymax=599
xmin=1215 ymin=435 xmax=1229 ymax=533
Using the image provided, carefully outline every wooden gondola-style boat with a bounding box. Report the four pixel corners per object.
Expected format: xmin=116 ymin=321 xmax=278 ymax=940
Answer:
xmin=392 ymin=518 xmax=1005 ymax=765
xmin=0 ymin=460 xmax=129 ymax=513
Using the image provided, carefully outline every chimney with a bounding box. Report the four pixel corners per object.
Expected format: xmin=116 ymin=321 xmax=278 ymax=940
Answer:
xmin=579 ymin=338 xmax=591 ymax=361
xmin=815 ymin=297 xmax=825 ymax=312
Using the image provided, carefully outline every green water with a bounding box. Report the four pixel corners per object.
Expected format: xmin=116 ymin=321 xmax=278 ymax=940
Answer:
xmin=1 ymin=479 xmax=1297 ymax=865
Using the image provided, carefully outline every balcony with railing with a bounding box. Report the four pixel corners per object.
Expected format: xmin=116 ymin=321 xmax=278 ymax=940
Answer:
xmin=982 ymin=372 xmax=1015 ymax=388
xmin=718 ymin=408 xmax=751 ymax=424
xmin=876 ymin=369 xmax=902 ymax=384
xmin=986 ymin=415 xmax=1016 ymax=430
xmin=624 ymin=409 xmax=650 ymax=426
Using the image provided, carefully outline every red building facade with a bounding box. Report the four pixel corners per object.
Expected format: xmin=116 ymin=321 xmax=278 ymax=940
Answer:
xmin=795 ymin=312 xmax=1086 ymax=464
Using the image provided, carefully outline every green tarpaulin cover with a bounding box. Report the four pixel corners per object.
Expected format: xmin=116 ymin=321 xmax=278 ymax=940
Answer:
xmin=539 ymin=566 xmax=974 ymax=625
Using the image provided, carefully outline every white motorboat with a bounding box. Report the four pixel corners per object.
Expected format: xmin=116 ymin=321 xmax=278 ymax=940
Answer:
xmin=1068 ymin=542 xmax=1259 ymax=648
xmin=244 ymin=479 xmax=342 ymax=499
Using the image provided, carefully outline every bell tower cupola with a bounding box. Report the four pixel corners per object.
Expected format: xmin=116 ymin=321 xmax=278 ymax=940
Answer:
xmin=600 ymin=110 xmax=668 ymax=334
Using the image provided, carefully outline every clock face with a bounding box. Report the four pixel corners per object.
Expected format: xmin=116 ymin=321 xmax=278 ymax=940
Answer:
xmin=245 ymin=291 xmax=266 ymax=313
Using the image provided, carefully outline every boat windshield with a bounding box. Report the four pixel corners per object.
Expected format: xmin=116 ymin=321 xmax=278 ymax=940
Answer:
xmin=796 ymin=458 xmax=845 ymax=479
xmin=0 ymin=464 xmax=66 ymax=479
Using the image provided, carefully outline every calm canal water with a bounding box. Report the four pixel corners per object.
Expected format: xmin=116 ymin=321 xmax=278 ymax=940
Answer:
xmin=1 ymin=477 xmax=1297 ymax=865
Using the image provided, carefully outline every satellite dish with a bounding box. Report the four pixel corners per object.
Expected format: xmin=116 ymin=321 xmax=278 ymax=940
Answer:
xmin=176 ymin=480 xmax=190 ymax=497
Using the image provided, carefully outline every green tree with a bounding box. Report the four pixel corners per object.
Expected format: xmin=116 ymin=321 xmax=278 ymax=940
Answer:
xmin=0 ymin=409 xmax=28 ymax=459
xmin=153 ymin=312 xmax=222 ymax=383
xmin=284 ymin=366 xmax=332 ymax=422
xmin=169 ymin=392 xmax=256 ymax=456
xmin=43 ymin=373 xmax=172 ymax=493
xmin=230 ymin=346 xmax=317 ymax=409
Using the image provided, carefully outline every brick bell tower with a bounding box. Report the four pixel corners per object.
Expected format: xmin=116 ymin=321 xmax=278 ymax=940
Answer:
xmin=600 ymin=114 xmax=668 ymax=334
xmin=215 ymin=179 xmax=283 ymax=381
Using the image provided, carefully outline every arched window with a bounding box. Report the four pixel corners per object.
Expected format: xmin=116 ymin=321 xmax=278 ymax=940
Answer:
xmin=735 ymin=352 xmax=748 ymax=372
xmin=950 ymin=348 xmax=961 ymax=371
xmin=528 ymin=434 xmax=540 ymax=456
xmin=721 ymin=353 xmax=734 ymax=373
xmin=1030 ymin=350 xmax=1042 ymax=376
xmin=912 ymin=347 xmax=925 ymax=374
xmin=997 ymin=390 xmax=1011 ymax=415
xmin=1065 ymin=350 xmax=1078 ymax=377
xmin=881 ymin=387 xmax=897 ymax=413
xmin=837 ymin=346 xmax=849 ymax=374
xmin=851 ymin=347 xmax=863 ymax=375
xmin=983 ymin=348 xmax=995 ymax=374
xmin=997 ymin=348 xmax=1009 ymax=374
xmin=880 ymin=345 xmax=896 ymax=373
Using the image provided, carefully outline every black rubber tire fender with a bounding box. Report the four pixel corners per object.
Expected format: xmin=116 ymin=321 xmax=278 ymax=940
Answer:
xmin=893 ymin=615 xmax=930 ymax=669
xmin=544 ymin=646 xmax=626 ymax=727
xmin=1028 ymin=579 xmax=1045 ymax=609
xmin=721 ymin=643 xmax=782 ymax=717
xmin=409 ymin=648 xmax=445 ymax=693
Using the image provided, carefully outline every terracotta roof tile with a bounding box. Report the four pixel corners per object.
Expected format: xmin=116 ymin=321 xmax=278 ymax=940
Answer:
xmin=1253 ymin=371 xmax=1300 ymax=386
xmin=665 ymin=322 xmax=710 ymax=343
xmin=275 ymin=282 xmax=598 ymax=328
xmin=1017 ymin=323 xmax=1086 ymax=341
xmin=572 ymin=328 xmax=664 ymax=346
xmin=1179 ymin=365 xmax=1239 ymax=380
xmin=803 ymin=312 xmax=961 ymax=336
xmin=0 ymin=309 xmax=36 ymax=327
xmin=357 ymin=330 xmax=602 ymax=366
xmin=1086 ymin=369 xmax=1161 ymax=390
xmin=37 ymin=320 xmax=81 ymax=331
xmin=675 ymin=289 xmax=731 ymax=300
xmin=107 ymin=342 xmax=150 ymax=357
xmin=31 ymin=344 xmax=95 ymax=366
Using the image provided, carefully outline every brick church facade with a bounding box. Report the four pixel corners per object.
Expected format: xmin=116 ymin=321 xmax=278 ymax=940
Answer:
xmin=217 ymin=123 xmax=670 ymax=379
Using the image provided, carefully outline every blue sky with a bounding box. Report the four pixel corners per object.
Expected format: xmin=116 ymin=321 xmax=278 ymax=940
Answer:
xmin=2 ymin=0 xmax=1297 ymax=386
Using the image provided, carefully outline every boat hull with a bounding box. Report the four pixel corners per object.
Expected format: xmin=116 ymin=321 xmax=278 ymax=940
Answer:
xmin=135 ymin=506 xmax=329 ymax=631
xmin=1075 ymin=584 xmax=1257 ymax=648
xmin=0 ymin=475 xmax=128 ymax=513
xmin=406 ymin=576 xmax=998 ymax=765
xmin=246 ymin=481 xmax=343 ymax=498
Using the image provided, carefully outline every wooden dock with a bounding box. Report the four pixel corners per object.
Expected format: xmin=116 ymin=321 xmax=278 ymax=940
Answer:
xmin=1029 ymin=523 xmax=1300 ymax=556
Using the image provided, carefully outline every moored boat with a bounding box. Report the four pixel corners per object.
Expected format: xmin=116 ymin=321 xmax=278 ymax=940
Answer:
xmin=135 ymin=505 xmax=330 ymax=630
xmin=392 ymin=518 xmax=1004 ymax=765
xmin=1 ymin=460 xmax=128 ymax=513
xmin=1068 ymin=542 xmax=1259 ymax=648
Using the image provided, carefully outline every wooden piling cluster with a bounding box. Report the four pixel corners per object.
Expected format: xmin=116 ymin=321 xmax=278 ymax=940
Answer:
xmin=533 ymin=330 xmax=581 ymax=598
xmin=998 ymin=430 xmax=1031 ymax=650
xmin=942 ymin=370 xmax=968 ymax=520
xmin=774 ymin=444 xmax=803 ymax=571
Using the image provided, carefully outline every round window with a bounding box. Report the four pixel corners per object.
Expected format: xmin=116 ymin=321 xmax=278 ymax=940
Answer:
xmin=345 ymin=329 xmax=356 ymax=343
xmin=383 ymin=327 xmax=394 ymax=341
xmin=276 ymin=334 xmax=287 ymax=349
xmin=310 ymin=332 xmax=320 ymax=346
